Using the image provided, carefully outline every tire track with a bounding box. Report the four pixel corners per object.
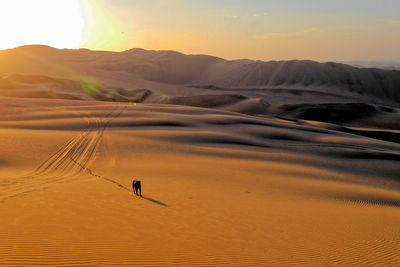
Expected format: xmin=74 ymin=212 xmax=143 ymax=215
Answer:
xmin=0 ymin=106 xmax=127 ymax=202
xmin=33 ymin=107 xmax=122 ymax=177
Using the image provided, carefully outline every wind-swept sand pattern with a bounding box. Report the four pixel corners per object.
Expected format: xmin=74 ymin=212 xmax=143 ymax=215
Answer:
xmin=1 ymin=97 xmax=400 ymax=266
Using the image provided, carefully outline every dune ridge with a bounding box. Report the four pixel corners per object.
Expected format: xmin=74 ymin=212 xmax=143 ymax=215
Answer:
xmin=1 ymin=45 xmax=400 ymax=104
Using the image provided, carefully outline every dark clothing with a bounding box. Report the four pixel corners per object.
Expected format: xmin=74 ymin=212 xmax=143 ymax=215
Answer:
xmin=132 ymin=180 xmax=142 ymax=196
xmin=135 ymin=181 xmax=142 ymax=196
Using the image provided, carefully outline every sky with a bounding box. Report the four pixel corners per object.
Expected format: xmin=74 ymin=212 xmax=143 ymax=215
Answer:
xmin=1 ymin=0 xmax=399 ymax=61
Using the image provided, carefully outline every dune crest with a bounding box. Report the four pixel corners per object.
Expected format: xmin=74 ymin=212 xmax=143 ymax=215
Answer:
xmin=1 ymin=45 xmax=400 ymax=104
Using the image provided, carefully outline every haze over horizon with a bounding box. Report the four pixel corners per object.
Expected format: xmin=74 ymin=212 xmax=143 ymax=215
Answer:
xmin=1 ymin=0 xmax=399 ymax=62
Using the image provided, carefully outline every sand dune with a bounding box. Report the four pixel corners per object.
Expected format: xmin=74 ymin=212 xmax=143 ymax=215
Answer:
xmin=1 ymin=45 xmax=400 ymax=265
xmin=1 ymin=97 xmax=400 ymax=266
xmin=195 ymin=60 xmax=400 ymax=102
xmin=2 ymin=71 xmax=399 ymax=128
xmin=1 ymin=45 xmax=400 ymax=105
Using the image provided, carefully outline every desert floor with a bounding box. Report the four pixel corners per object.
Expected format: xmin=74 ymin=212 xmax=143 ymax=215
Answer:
xmin=0 ymin=97 xmax=400 ymax=266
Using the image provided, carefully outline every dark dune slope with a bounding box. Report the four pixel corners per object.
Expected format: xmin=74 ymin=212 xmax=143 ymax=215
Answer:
xmin=1 ymin=45 xmax=400 ymax=103
xmin=197 ymin=60 xmax=400 ymax=102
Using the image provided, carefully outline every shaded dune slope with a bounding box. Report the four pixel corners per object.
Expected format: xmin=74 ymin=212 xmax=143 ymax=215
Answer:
xmin=1 ymin=98 xmax=399 ymax=188
xmin=1 ymin=72 xmax=400 ymax=128
xmin=196 ymin=60 xmax=400 ymax=102
xmin=1 ymin=45 xmax=400 ymax=104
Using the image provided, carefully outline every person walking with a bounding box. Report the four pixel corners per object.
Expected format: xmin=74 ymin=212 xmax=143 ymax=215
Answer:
xmin=132 ymin=179 xmax=142 ymax=197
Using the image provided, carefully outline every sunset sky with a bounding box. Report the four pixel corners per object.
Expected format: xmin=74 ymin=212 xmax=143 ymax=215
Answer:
xmin=1 ymin=0 xmax=399 ymax=61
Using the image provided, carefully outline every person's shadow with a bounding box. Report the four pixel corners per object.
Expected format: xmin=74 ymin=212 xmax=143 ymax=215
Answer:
xmin=140 ymin=196 xmax=168 ymax=207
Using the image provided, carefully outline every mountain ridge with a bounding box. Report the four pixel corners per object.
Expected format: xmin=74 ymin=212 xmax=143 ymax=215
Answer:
xmin=0 ymin=45 xmax=399 ymax=103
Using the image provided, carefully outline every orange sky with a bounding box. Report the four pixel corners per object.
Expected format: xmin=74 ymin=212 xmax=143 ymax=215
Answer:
xmin=1 ymin=0 xmax=399 ymax=61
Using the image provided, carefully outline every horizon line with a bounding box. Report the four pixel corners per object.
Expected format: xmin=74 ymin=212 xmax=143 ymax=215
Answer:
xmin=2 ymin=44 xmax=400 ymax=64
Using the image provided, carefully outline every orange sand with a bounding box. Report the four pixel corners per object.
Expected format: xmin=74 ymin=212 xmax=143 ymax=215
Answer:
xmin=0 ymin=97 xmax=399 ymax=266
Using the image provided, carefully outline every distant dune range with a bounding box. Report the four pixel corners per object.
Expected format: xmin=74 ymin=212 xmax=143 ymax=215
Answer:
xmin=1 ymin=46 xmax=400 ymax=266
xmin=1 ymin=45 xmax=400 ymax=99
xmin=1 ymin=45 xmax=400 ymax=127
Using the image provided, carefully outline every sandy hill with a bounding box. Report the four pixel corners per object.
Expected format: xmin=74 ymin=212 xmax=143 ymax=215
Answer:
xmin=1 ymin=45 xmax=400 ymax=104
xmin=1 ymin=46 xmax=400 ymax=265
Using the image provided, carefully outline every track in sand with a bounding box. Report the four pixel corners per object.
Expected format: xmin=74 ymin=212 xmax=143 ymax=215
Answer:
xmin=0 ymin=106 xmax=128 ymax=202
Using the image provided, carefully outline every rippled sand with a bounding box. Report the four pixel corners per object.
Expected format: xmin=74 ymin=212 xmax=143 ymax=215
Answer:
xmin=0 ymin=97 xmax=399 ymax=266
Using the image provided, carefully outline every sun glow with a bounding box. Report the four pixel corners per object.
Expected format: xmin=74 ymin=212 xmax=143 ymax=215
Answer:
xmin=0 ymin=0 xmax=85 ymax=50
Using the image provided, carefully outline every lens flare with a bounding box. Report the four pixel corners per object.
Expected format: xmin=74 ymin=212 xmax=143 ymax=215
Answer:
xmin=80 ymin=76 xmax=100 ymax=96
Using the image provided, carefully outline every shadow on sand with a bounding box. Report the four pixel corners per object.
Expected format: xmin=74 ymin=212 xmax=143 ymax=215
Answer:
xmin=341 ymin=195 xmax=400 ymax=208
xmin=139 ymin=196 xmax=168 ymax=207
xmin=71 ymin=161 xmax=169 ymax=207
xmin=97 ymin=174 xmax=168 ymax=207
